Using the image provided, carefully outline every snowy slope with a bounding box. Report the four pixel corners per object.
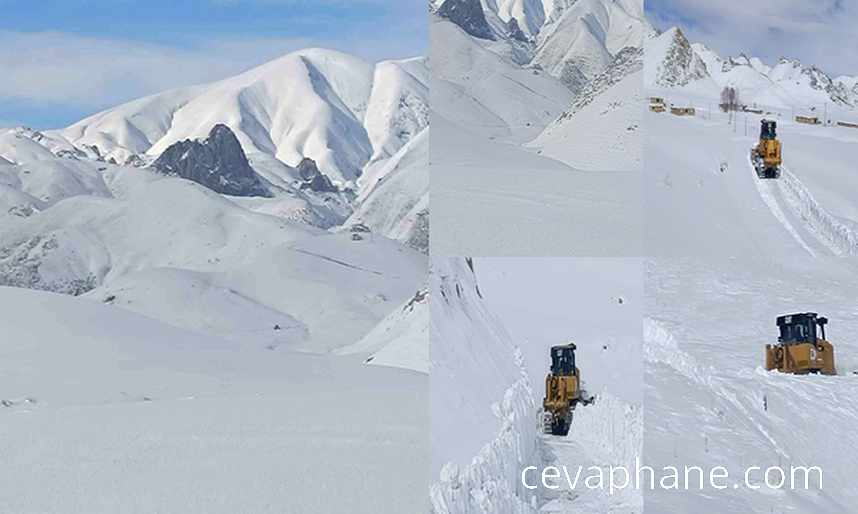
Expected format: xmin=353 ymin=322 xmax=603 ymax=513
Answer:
xmin=644 ymin=27 xmax=718 ymax=96
xmin=645 ymin=98 xmax=858 ymax=258
xmin=540 ymin=394 xmax=643 ymax=513
xmin=644 ymin=80 xmax=858 ymax=512
xmin=430 ymin=258 xmax=540 ymax=513
xmin=432 ymin=1 xmax=644 ymax=255
xmin=338 ymin=287 xmax=429 ymax=373
xmin=0 ymin=177 xmax=317 ymax=293
xmin=646 ymin=259 xmax=858 ymax=513
xmin=55 ymin=50 xmax=429 ymax=184
xmin=532 ymin=47 xmax=643 ymax=171
xmin=431 ymin=15 xmax=572 ymax=142
xmin=0 ymin=285 xmax=427 ymax=514
xmin=432 ymin=257 xmax=644 ymax=513
xmin=532 ymin=0 xmax=649 ymax=90
xmin=432 ymin=112 xmax=641 ymax=255
xmin=345 ymin=128 xmax=429 ymax=252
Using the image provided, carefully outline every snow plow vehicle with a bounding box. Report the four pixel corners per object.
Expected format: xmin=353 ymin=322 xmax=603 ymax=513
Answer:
xmin=542 ymin=343 xmax=594 ymax=436
xmin=751 ymin=119 xmax=782 ymax=179
xmin=766 ymin=313 xmax=836 ymax=375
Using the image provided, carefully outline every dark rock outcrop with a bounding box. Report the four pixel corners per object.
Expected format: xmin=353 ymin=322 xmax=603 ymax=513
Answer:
xmin=152 ymin=124 xmax=271 ymax=197
xmin=296 ymin=158 xmax=338 ymax=193
xmin=507 ymin=18 xmax=528 ymax=42
xmin=437 ymin=0 xmax=495 ymax=41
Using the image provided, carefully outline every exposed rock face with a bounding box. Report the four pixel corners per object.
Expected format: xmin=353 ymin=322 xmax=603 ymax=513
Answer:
xmin=507 ymin=18 xmax=528 ymax=42
xmin=296 ymin=158 xmax=338 ymax=193
xmin=559 ymin=46 xmax=643 ymax=120
xmin=437 ymin=0 xmax=496 ymax=41
xmin=653 ymin=28 xmax=709 ymax=88
xmin=152 ymin=124 xmax=271 ymax=197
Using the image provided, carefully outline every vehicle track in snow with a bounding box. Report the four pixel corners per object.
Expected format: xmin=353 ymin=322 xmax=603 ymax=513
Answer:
xmin=748 ymin=158 xmax=817 ymax=257
xmin=777 ymin=166 xmax=858 ymax=256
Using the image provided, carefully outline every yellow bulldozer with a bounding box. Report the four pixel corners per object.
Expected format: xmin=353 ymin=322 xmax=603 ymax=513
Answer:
xmin=542 ymin=343 xmax=594 ymax=436
xmin=766 ymin=313 xmax=836 ymax=375
xmin=751 ymin=119 xmax=782 ymax=179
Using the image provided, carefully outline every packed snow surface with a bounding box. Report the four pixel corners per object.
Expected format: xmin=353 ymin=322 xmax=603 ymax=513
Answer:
xmin=432 ymin=258 xmax=643 ymax=513
xmin=0 ymin=286 xmax=427 ymax=514
xmin=645 ymin=95 xmax=858 ymax=258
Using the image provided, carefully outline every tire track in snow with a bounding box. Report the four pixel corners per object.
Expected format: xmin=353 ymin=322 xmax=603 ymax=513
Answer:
xmin=777 ymin=167 xmax=858 ymax=256
xmin=747 ymin=159 xmax=816 ymax=257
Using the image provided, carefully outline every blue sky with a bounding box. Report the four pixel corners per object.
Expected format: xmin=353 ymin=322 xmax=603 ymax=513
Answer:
xmin=0 ymin=0 xmax=426 ymax=129
xmin=647 ymin=0 xmax=858 ymax=78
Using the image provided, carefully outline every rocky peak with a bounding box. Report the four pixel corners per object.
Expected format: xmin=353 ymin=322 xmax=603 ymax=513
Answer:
xmin=651 ymin=27 xmax=710 ymax=88
xmin=152 ymin=124 xmax=271 ymax=197
xmin=507 ymin=18 xmax=529 ymax=42
xmin=437 ymin=0 xmax=496 ymax=41
xmin=296 ymin=157 xmax=338 ymax=193
xmin=559 ymin=46 xmax=643 ymax=121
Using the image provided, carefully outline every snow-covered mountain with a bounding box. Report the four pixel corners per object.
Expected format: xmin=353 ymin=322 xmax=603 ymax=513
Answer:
xmin=0 ymin=46 xmax=429 ymax=344
xmin=432 ymin=0 xmax=645 ymax=255
xmin=56 ymin=49 xmax=428 ymax=185
xmin=644 ymin=27 xmax=714 ymax=92
xmin=435 ymin=0 xmax=650 ymax=91
xmin=532 ymin=46 xmax=644 ymax=170
xmin=1 ymin=48 xmax=429 ymax=247
xmin=431 ymin=14 xmax=573 ymax=141
xmin=531 ymin=0 xmax=650 ymax=91
xmin=646 ymin=26 xmax=858 ymax=109
xmin=344 ymin=127 xmax=428 ymax=251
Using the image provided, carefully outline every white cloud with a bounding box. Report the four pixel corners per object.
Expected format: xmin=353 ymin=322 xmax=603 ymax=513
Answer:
xmin=0 ymin=26 xmax=425 ymax=119
xmin=0 ymin=31 xmax=314 ymax=106
xmin=650 ymin=0 xmax=858 ymax=77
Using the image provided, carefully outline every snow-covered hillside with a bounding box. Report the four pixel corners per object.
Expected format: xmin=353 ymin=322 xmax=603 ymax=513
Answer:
xmin=344 ymin=127 xmax=429 ymax=252
xmin=645 ymin=97 xmax=858 ymax=258
xmin=645 ymin=77 xmax=858 ymax=512
xmin=436 ymin=0 xmax=650 ymax=92
xmin=0 ymin=49 xmax=431 ymax=245
xmin=0 ymin=285 xmax=427 ymax=513
xmin=431 ymin=0 xmax=646 ymax=255
xmin=430 ymin=258 xmax=540 ymax=513
xmin=56 ymin=49 xmax=428 ymax=184
xmin=431 ymin=15 xmax=572 ymax=142
xmin=532 ymin=0 xmax=649 ymax=91
xmin=646 ymin=27 xmax=858 ymax=110
xmin=531 ymin=46 xmax=644 ymax=170
xmin=646 ymin=259 xmax=858 ymax=513
xmin=431 ymin=258 xmax=644 ymax=514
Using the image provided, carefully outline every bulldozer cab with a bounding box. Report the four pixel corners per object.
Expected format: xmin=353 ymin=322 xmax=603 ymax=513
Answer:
xmin=550 ymin=344 xmax=577 ymax=376
xmin=777 ymin=313 xmax=828 ymax=345
xmin=760 ymin=120 xmax=777 ymax=140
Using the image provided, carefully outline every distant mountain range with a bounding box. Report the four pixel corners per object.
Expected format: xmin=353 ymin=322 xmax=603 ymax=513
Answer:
xmin=434 ymin=0 xmax=651 ymax=93
xmin=646 ymin=27 xmax=858 ymax=109
xmin=1 ymin=48 xmax=429 ymax=251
